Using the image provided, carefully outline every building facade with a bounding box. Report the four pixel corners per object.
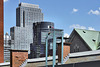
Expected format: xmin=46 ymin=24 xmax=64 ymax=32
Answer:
xmin=10 ymin=3 xmax=43 ymax=54
xmin=4 ymin=33 xmax=14 ymax=62
xmin=30 ymin=21 xmax=63 ymax=58
xmin=0 ymin=0 xmax=4 ymax=63
xmin=10 ymin=26 xmax=33 ymax=52
xmin=31 ymin=22 xmax=54 ymax=58
xmin=16 ymin=3 xmax=43 ymax=27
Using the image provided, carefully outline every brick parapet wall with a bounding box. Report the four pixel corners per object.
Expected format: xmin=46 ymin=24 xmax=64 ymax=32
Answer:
xmin=58 ymin=44 xmax=70 ymax=63
xmin=10 ymin=50 xmax=28 ymax=67
xmin=63 ymin=45 xmax=70 ymax=58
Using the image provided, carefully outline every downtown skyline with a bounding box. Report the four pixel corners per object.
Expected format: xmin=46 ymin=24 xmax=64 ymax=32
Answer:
xmin=4 ymin=0 xmax=100 ymax=36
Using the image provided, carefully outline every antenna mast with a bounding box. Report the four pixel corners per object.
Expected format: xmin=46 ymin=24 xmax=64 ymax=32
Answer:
xmin=19 ymin=0 xmax=20 ymax=4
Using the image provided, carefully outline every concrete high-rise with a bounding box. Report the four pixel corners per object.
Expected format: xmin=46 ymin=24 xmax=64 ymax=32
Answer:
xmin=10 ymin=3 xmax=43 ymax=54
xmin=0 ymin=0 xmax=4 ymax=63
xmin=16 ymin=3 xmax=43 ymax=27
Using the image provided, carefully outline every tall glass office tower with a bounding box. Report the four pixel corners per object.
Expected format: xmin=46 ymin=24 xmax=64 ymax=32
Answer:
xmin=10 ymin=3 xmax=43 ymax=54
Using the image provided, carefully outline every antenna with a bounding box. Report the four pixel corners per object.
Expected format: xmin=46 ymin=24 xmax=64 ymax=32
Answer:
xmin=19 ymin=0 xmax=20 ymax=4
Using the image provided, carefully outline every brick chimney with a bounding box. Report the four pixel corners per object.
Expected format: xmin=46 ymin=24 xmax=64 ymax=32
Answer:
xmin=57 ymin=42 xmax=71 ymax=63
xmin=10 ymin=50 xmax=28 ymax=67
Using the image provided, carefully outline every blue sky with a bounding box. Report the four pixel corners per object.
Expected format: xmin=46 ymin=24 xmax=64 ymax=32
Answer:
xmin=4 ymin=0 xmax=100 ymax=37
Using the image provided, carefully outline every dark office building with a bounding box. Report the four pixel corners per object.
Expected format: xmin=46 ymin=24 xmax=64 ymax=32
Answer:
xmin=32 ymin=21 xmax=54 ymax=58
xmin=0 ymin=0 xmax=4 ymax=63
xmin=30 ymin=21 xmax=63 ymax=58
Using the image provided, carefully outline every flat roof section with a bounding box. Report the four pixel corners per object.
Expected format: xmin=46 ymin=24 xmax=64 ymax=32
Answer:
xmin=69 ymin=50 xmax=100 ymax=58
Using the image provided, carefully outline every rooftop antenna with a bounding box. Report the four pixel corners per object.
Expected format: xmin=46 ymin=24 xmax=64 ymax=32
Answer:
xmin=19 ymin=0 xmax=20 ymax=4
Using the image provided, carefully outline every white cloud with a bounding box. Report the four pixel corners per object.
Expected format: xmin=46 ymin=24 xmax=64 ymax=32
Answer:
xmin=88 ymin=27 xmax=95 ymax=30
xmin=99 ymin=7 xmax=100 ymax=10
xmin=88 ymin=10 xmax=100 ymax=15
xmin=64 ymin=33 xmax=69 ymax=38
xmin=70 ymin=24 xmax=95 ymax=30
xmin=70 ymin=24 xmax=86 ymax=29
xmin=88 ymin=7 xmax=100 ymax=15
xmin=72 ymin=8 xmax=78 ymax=13
xmin=4 ymin=0 xmax=8 ymax=2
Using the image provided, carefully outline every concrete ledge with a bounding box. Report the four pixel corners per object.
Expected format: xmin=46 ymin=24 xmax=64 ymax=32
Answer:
xmin=28 ymin=56 xmax=58 ymax=63
xmin=10 ymin=49 xmax=28 ymax=52
xmin=0 ymin=56 xmax=58 ymax=66
xmin=69 ymin=50 xmax=100 ymax=58
xmin=0 ymin=62 xmax=10 ymax=66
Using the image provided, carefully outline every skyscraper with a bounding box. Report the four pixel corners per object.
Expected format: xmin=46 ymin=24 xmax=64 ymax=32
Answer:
xmin=10 ymin=3 xmax=43 ymax=54
xmin=16 ymin=3 xmax=43 ymax=27
xmin=0 ymin=0 xmax=4 ymax=63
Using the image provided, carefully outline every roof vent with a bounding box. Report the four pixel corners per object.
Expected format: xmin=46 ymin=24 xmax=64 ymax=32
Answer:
xmin=92 ymin=39 xmax=96 ymax=42
xmin=83 ymin=31 xmax=86 ymax=33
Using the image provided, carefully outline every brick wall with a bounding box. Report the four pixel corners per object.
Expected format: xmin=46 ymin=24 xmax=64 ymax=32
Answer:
xmin=63 ymin=45 xmax=70 ymax=58
xmin=10 ymin=50 xmax=28 ymax=67
xmin=0 ymin=0 xmax=4 ymax=63
xmin=58 ymin=43 xmax=70 ymax=63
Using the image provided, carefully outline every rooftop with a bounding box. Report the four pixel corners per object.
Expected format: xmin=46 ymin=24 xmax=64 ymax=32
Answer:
xmin=19 ymin=3 xmax=39 ymax=8
xmin=1 ymin=50 xmax=100 ymax=67
xmin=73 ymin=28 xmax=100 ymax=50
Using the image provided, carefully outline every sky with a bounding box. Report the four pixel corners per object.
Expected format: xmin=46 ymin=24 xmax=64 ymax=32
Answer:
xmin=4 ymin=0 xmax=100 ymax=37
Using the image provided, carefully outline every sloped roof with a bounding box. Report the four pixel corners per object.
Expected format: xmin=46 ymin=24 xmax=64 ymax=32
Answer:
xmin=74 ymin=28 xmax=100 ymax=50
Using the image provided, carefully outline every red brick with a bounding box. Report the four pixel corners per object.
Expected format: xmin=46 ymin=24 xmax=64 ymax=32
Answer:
xmin=0 ymin=0 xmax=4 ymax=63
xmin=58 ymin=44 xmax=70 ymax=63
xmin=10 ymin=50 xmax=28 ymax=67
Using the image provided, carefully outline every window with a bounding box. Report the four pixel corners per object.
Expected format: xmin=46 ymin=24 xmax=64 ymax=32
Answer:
xmin=74 ymin=44 xmax=79 ymax=52
xmin=50 ymin=43 xmax=53 ymax=49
